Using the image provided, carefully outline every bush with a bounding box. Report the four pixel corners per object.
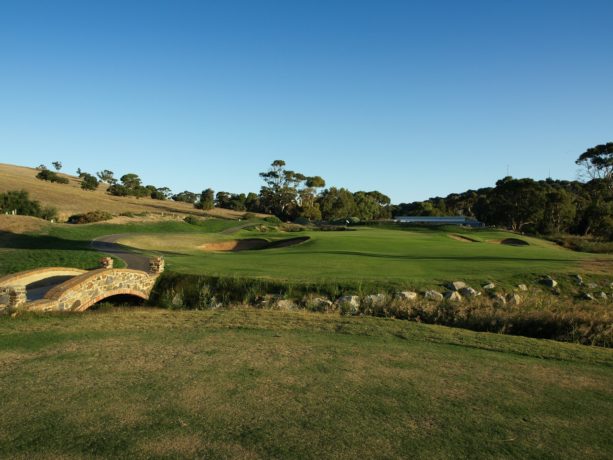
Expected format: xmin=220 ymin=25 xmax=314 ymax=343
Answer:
xmin=293 ymin=216 xmax=310 ymax=225
xmin=36 ymin=169 xmax=69 ymax=184
xmin=264 ymin=216 xmax=282 ymax=224
xmin=67 ymin=210 xmax=113 ymax=224
xmin=107 ymin=184 xmax=129 ymax=196
xmin=80 ymin=173 xmax=99 ymax=191
xmin=243 ymin=212 xmax=257 ymax=220
xmin=0 ymin=190 xmax=58 ymax=221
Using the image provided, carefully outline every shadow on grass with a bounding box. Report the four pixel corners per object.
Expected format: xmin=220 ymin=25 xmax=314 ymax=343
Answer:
xmin=0 ymin=230 xmax=92 ymax=251
xmin=253 ymin=248 xmax=578 ymax=263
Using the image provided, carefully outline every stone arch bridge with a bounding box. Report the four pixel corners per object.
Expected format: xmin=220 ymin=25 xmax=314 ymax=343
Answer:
xmin=0 ymin=257 xmax=164 ymax=313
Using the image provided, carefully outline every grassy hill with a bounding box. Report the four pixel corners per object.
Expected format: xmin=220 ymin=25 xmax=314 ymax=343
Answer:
xmin=0 ymin=163 xmax=259 ymax=221
xmin=0 ymin=308 xmax=611 ymax=459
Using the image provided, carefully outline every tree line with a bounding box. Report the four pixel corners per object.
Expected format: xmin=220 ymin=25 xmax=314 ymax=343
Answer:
xmin=394 ymin=143 xmax=612 ymax=239
xmin=30 ymin=142 xmax=611 ymax=239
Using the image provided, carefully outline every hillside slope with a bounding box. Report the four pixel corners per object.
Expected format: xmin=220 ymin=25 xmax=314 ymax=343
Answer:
xmin=0 ymin=163 xmax=262 ymax=221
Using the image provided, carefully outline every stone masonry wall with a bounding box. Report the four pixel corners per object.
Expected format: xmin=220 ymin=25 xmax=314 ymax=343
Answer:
xmin=27 ymin=269 xmax=159 ymax=312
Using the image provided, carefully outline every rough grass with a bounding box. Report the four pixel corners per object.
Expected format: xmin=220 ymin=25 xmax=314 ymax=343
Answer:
xmin=0 ymin=308 xmax=611 ymax=459
xmin=0 ymin=163 xmax=262 ymax=221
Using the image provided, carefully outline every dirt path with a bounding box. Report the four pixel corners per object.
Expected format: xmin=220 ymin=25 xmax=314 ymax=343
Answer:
xmin=220 ymin=222 xmax=259 ymax=235
xmin=90 ymin=234 xmax=151 ymax=271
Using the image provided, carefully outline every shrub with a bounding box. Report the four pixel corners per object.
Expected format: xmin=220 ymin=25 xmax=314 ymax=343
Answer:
xmin=0 ymin=190 xmax=57 ymax=221
xmin=67 ymin=210 xmax=113 ymax=224
xmin=107 ymin=184 xmax=129 ymax=196
xmin=243 ymin=212 xmax=257 ymax=220
xmin=293 ymin=216 xmax=310 ymax=225
xmin=264 ymin=216 xmax=282 ymax=224
xmin=36 ymin=169 xmax=69 ymax=184
xmin=80 ymin=173 xmax=99 ymax=191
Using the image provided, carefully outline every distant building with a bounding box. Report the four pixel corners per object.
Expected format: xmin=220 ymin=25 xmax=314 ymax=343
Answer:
xmin=394 ymin=216 xmax=483 ymax=227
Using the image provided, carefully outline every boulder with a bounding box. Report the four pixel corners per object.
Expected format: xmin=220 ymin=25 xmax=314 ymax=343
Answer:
xmin=448 ymin=281 xmax=467 ymax=291
xmin=587 ymin=283 xmax=598 ymax=289
xmin=507 ymin=293 xmax=522 ymax=306
xmin=540 ymin=278 xmax=558 ymax=288
xmin=424 ymin=290 xmax=444 ymax=301
xmin=276 ymin=299 xmax=297 ymax=310
xmin=459 ymin=287 xmax=479 ymax=298
xmin=305 ymin=296 xmax=334 ymax=312
xmin=493 ymin=294 xmax=507 ymax=306
xmin=597 ymin=292 xmax=608 ymax=300
xmin=483 ymin=283 xmax=496 ymax=290
xmin=336 ymin=295 xmax=361 ymax=315
xmin=444 ymin=291 xmax=462 ymax=302
xmin=362 ymin=294 xmax=387 ymax=308
xmin=517 ymin=284 xmax=528 ymax=292
xmin=396 ymin=291 xmax=418 ymax=301
xmin=572 ymin=274 xmax=583 ymax=285
xmin=581 ymin=293 xmax=595 ymax=301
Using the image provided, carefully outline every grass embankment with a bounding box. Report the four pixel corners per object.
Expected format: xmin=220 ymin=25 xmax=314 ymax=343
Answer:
xmin=0 ymin=308 xmax=611 ymax=459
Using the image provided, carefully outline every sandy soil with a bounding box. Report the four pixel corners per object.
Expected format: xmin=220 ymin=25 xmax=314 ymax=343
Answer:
xmin=199 ymin=237 xmax=310 ymax=252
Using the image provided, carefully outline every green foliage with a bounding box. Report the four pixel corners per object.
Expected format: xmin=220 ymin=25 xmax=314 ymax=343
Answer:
xmin=318 ymin=187 xmax=357 ymax=220
xmin=96 ymin=169 xmax=116 ymax=184
xmin=51 ymin=161 xmax=62 ymax=171
xmin=576 ymin=142 xmax=613 ymax=181
xmin=150 ymin=187 xmax=171 ymax=200
xmin=196 ymin=188 xmax=215 ymax=210
xmin=0 ymin=190 xmax=57 ymax=221
xmin=67 ymin=210 xmax=113 ymax=224
xmin=79 ymin=173 xmax=99 ymax=191
xmin=264 ymin=215 xmax=282 ymax=224
xmin=107 ymin=184 xmax=129 ymax=196
xmin=35 ymin=169 xmax=69 ymax=184
xmin=396 ymin=176 xmax=612 ymax=240
xmin=259 ymin=160 xmax=326 ymax=220
xmin=172 ymin=190 xmax=199 ymax=203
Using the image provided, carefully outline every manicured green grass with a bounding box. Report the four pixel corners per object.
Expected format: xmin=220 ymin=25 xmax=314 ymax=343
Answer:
xmin=0 ymin=219 xmax=255 ymax=275
xmin=0 ymin=308 xmax=611 ymax=459
xmin=118 ymin=225 xmax=606 ymax=287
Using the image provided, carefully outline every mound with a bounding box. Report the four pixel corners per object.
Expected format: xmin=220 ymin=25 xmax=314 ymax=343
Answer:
xmin=500 ymin=238 xmax=529 ymax=246
xmin=448 ymin=233 xmax=479 ymax=243
xmin=0 ymin=215 xmax=50 ymax=234
xmin=200 ymin=236 xmax=310 ymax=252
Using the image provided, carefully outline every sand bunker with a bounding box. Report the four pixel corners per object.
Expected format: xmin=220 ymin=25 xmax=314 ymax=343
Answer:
xmin=493 ymin=238 xmax=530 ymax=246
xmin=199 ymin=236 xmax=309 ymax=252
xmin=448 ymin=234 xmax=479 ymax=243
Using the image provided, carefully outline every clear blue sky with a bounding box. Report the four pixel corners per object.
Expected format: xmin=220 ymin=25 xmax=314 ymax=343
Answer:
xmin=1 ymin=0 xmax=611 ymax=202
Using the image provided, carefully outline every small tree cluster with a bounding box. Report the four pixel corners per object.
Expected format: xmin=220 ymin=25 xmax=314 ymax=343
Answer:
xmin=36 ymin=169 xmax=69 ymax=184
xmin=0 ymin=190 xmax=57 ymax=221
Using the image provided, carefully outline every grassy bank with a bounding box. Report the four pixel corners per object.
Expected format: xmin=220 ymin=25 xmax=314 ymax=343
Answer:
xmin=0 ymin=308 xmax=611 ymax=459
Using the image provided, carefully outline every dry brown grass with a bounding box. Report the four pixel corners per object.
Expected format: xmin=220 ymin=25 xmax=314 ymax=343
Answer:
xmin=0 ymin=215 xmax=50 ymax=234
xmin=0 ymin=163 xmax=266 ymax=221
